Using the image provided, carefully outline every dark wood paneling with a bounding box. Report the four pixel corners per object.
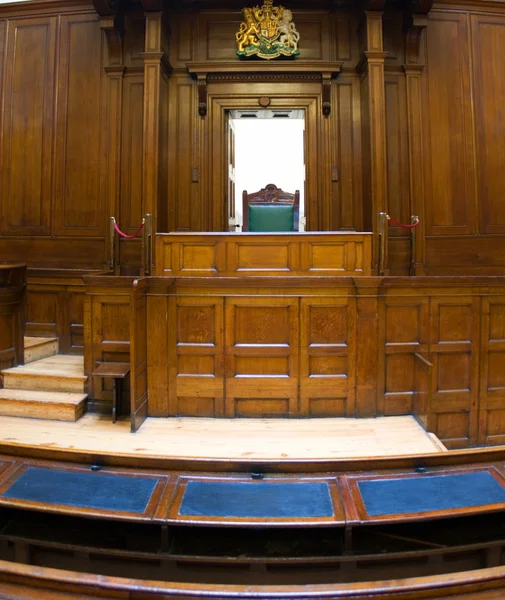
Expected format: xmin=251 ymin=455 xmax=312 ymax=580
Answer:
xmin=26 ymin=271 xmax=87 ymax=354
xmin=156 ymin=233 xmax=372 ymax=277
xmin=0 ymin=17 xmax=56 ymax=236
xmin=334 ymin=11 xmax=359 ymax=68
xmin=479 ymin=298 xmax=505 ymax=445
xmin=167 ymin=76 xmax=198 ymax=232
xmin=119 ymin=74 xmax=144 ymax=267
xmin=173 ymin=296 xmax=224 ymax=417
xmin=384 ymin=75 xmax=410 ymax=230
xmin=424 ymin=12 xmax=476 ymax=237
xmin=54 ymin=14 xmax=106 ymax=238
xmin=124 ymin=12 xmax=145 ymax=70
xmin=226 ymin=297 xmax=299 ymax=417
xmin=379 ymin=296 xmax=429 ymax=416
xmin=0 ymin=264 xmax=25 ymax=375
xmin=335 ymin=76 xmax=362 ymax=231
xmin=300 ymin=297 xmax=355 ymax=417
xmin=471 ymin=14 xmax=505 ymax=235
xmin=83 ymin=276 xmax=133 ymax=404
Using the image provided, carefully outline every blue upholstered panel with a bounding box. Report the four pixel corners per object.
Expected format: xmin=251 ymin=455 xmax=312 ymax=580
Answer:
xmin=179 ymin=481 xmax=334 ymax=518
xmin=358 ymin=471 xmax=505 ymax=516
xmin=2 ymin=467 xmax=158 ymax=513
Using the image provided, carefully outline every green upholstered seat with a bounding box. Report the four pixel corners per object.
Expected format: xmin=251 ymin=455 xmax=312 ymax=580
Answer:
xmin=248 ymin=204 xmax=294 ymax=232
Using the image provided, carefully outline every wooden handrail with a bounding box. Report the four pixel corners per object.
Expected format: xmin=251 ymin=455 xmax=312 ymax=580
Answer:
xmin=414 ymin=352 xmax=433 ymax=369
xmin=3 ymin=558 xmax=505 ymax=598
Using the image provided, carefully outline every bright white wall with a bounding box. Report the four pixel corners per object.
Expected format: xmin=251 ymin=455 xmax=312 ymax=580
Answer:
xmin=233 ymin=118 xmax=305 ymax=230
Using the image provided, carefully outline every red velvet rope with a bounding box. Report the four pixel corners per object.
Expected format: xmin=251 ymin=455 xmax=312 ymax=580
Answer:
xmin=113 ymin=221 xmax=144 ymax=239
xmin=388 ymin=216 xmax=420 ymax=229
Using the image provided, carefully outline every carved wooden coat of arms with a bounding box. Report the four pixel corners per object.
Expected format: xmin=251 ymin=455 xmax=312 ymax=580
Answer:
xmin=235 ymin=0 xmax=300 ymax=60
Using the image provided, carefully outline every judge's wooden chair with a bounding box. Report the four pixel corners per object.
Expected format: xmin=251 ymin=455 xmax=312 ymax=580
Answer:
xmin=242 ymin=183 xmax=300 ymax=232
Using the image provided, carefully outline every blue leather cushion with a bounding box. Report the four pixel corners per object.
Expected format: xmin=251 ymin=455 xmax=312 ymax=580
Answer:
xmin=2 ymin=467 xmax=158 ymax=513
xmin=358 ymin=471 xmax=505 ymax=516
xmin=249 ymin=204 xmax=294 ymax=232
xmin=179 ymin=481 xmax=334 ymax=518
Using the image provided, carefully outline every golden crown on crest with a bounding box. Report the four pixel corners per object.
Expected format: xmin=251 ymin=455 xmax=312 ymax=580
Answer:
xmin=235 ymin=0 xmax=300 ymax=60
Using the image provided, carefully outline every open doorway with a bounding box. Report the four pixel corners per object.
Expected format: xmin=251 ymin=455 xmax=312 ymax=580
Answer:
xmin=227 ymin=109 xmax=305 ymax=232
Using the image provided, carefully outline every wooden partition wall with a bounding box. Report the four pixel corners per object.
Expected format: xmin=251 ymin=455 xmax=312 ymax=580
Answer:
xmin=99 ymin=271 xmax=503 ymax=449
xmin=1 ymin=0 xmax=504 ymax=278
xmin=0 ymin=264 xmax=25 ymax=375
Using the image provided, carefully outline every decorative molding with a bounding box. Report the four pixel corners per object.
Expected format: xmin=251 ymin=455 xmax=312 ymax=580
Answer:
xmin=356 ymin=50 xmax=388 ymax=75
xmin=187 ymin=61 xmax=343 ymax=118
xmin=403 ymin=0 xmax=432 ymax=66
xmin=186 ymin=61 xmax=343 ymax=75
xmin=404 ymin=15 xmax=428 ymax=65
xmin=207 ymin=72 xmax=321 ymax=82
xmin=322 ymin=74 xmax=332 ymax=117
xmin=93 ymin=0 xmax=124 ymax=67
xmin=99 ymin=15 xmax=124 ymax=66
xmin=197 ymin=74 xmax=207 ymax=117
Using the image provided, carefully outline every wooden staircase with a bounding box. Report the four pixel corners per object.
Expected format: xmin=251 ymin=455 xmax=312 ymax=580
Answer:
xmin=0 ymin=338 xmax=87 ymax=421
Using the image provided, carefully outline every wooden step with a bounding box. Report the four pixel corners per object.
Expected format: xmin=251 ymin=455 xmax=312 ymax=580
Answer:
xmin=24 ymin=337 xmax=59 ymax=364
xmin=0 ymin=389 xmax=86 ymax=421
xmin=2 ymin=355 xmax=86 ymax=393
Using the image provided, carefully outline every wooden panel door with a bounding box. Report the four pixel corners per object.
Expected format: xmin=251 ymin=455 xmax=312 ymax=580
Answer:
xmin=172 ymin=296 xmax=225 ymax=417
xmin=429 ymin=297 xmax=480 ymax=448
xmin=300 ymin=297 xmax=355 ymax=417
xmin=0 ymin=17 xmax=56 ymax=236
xmin=379 ymin=296 xmax=430 ymax=416
xmin=479 ymin=297 xmax=505 ymax=445
xmin=225 ymin=297 xmax=299 ymax=417
xmin=130 ymin=278 xmax=148 ymax=433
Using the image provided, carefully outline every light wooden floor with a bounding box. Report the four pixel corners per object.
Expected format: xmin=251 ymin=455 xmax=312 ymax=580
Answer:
xmin=0 ymin=414 xmax=446 ymax=460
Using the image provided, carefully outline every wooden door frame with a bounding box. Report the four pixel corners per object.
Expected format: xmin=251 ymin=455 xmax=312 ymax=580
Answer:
xmin=205 ymin=82 xmax=329 ymax=232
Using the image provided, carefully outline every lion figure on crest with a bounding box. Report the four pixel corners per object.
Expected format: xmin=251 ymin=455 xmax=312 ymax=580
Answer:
xmin=277 ymin=9 xmax=299 ymax=51
xmin=235 ymin=8 xmax=260 ymax=53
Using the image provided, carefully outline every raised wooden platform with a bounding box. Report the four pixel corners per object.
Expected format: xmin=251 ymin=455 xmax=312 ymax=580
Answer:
xmin=2 ymin=355 xmax=86 ymax=393
xmin=23 ymin=337 xmax=58 ymax=364
xmin=0 ymin=354 xmax=87 ymax=422
xmin=0 ymin=414 xmax=444 ymax=462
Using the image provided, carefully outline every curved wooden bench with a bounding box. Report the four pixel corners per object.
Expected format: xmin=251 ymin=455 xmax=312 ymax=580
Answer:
xmin=2 ymin=559 xmax=505 ymax=599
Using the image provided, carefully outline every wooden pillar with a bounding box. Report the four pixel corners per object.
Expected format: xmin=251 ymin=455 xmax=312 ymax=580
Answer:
xmin=403 ymin=1 xmax=433 ymax=275
xmin=354 ymin=278 xmax=381 ymax=417
xmin=141 ymin=2 xmax=171 ymax=255
xmin=357 ymin=4 xmax=388 ymax=273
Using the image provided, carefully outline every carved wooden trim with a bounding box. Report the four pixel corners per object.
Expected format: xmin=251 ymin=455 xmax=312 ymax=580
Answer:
xmin=322 ymin=74 xmax=332 ymax=117
xmin=100 ymin=15 xmax=124 ymax=66
xmin=404 ymin=0 xmax=432 ymax=67
xmin=207 ymin=73 xmax=321 ymax=82
xmin=356 ymin=50 xmax=388 ymax=75
xmin=197 ymin=75 xmax=207 ymax=117
xmin=404 ymin=16 xmax=428 ymax=65
xmin=93 ymin=0 xmax=124 ymax=67
xmin=187 ymin=61 xmax=343 ymax=118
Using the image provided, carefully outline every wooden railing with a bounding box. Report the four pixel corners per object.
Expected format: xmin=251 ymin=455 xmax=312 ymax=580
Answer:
xmin=2 ymin=559 xmax=505 ymax=599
